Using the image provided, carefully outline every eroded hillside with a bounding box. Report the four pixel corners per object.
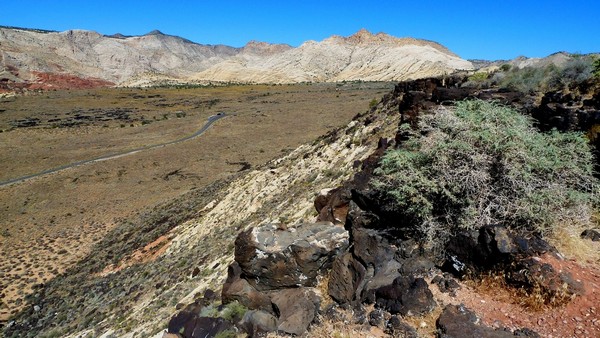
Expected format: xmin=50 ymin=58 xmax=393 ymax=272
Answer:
xmin=0 ymin=27 xmax=472 ymax=90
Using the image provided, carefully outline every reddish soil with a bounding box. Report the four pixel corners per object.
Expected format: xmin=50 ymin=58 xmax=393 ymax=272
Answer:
xmin=0 ymin=71 xmax=114 ymax=92
xmin=97 ymin=234 xmax=172 ymax=277
xmin=30 ymin=72 xmax=114 ymax=90
xmin=433 ymin=254 xmax=600 ymax=338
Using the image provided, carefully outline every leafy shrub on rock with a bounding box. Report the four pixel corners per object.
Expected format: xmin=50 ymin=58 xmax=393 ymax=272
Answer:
xmin=372 ymin=100 xmax=597 ymax=247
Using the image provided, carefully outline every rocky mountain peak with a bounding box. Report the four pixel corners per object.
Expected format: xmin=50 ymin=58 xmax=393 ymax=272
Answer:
xmin=242 ymin=40 xmax=293 ymax=55
xmin=347 ymin=28 xmax=379 ymax=43
xmin=145 ymin=29 xmax=164 ymax=36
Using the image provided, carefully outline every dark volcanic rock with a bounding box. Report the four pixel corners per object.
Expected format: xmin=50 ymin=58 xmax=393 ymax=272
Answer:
xmin=373 ymin=276 xmax=436 ymax=316
xmin=431 ymin=274 xmax=460 ymax=294
xmin=269 ymin=288 xmax=321 ymax=335
xmin=368 ymin=308 xmax=386 ymax=328
xmin=508 ymin=257 xmax=584 ymax=299
xmin=315 ymin=187 xmax=352 ymax=225
xmin=352 ymin=227 xmax=397 ymax=269
xmin=362 ymin=259 xmax=402 ymax=303
xmin=168 ymin=314 xmax=233 ymax=338
xmin=581 ymin=229 xmax=600 ymax=241
xmin=436 ymin=304 xmax=513 ymax=338
xmin=328 ymin=251 xmax=367 ymax=305
xmin=234 ymin=222 xmax=349 ymax=290
xmin=444 ymin=225 xmax=554 ymax=275
xmin=386 ymin=315 xmax=419 ymax=338
xmin=221 ymin=262 xmax=272 ymax=312
xmin=189 ymin=317 xmax=233 ymax=338
xmin=240 ymin=310 xmax=278 ymax=337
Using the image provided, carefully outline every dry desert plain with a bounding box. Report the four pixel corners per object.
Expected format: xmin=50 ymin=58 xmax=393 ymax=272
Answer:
xmin=0 ymin=82 xmax=393 ymax=321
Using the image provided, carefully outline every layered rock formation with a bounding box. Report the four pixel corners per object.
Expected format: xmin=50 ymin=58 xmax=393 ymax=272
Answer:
xmin=0 ymin=26 xmax=473 ymax=89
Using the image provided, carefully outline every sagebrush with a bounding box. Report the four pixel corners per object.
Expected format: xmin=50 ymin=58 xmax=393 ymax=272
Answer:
xmin=372 ymin=100 xmax=597 ymax=246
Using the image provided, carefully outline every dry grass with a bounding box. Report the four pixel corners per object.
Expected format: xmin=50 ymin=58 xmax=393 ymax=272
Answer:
xmin=470 ymin=271 xmax=572 ymax=312
xmin=547 ymin=222 xmax=600 ymax=266
xmin=403 ymin=306 xmax=443 ymax=337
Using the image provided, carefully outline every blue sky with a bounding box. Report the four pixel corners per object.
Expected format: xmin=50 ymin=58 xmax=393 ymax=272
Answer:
xmin=1 ymin=1 xmax=598 ymax=60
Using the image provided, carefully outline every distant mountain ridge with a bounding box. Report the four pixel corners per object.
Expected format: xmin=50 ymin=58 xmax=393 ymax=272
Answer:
xmin=0 ymin=26 xmax=473 ymax=89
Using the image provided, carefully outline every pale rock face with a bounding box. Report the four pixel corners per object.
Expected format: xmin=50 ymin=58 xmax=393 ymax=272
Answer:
xmin=0 ymin=27 xmax=474 ymax=85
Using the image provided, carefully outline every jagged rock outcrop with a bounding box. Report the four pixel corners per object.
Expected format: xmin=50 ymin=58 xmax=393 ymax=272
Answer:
xmin=233 ymin=222 xmax=349 ymax=290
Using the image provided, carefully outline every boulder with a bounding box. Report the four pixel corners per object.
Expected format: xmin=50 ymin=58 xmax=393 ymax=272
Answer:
xmin=436 ymin=304 xmax=515 ymax=338
xmin=168 ymin=314 xmax=233 ymax=338
xmin=362 ymin=259 xmax=402 ymax=303
xmin=221 ymin=262 xmax=272 ymax=312
xmin=352 ymin=226 xmax=396 ymax=269
xmin=444 ymin=225 xmax=554 ymax=274
xmin=234 ymin=222 xmax=349 ymax=290
xmin=386 ymin=315 xmax=419 ymax=338
xmin=168 ymin=290 xmax=220 ymax=335
xmin=508 ymin=257 xmax=584 ymax=300
xmin=581 ymin=229 xmax=600 ymax=241
xmin=368 ymin=308 xmax=386 ymax=328
xmin=431 ymin=274 xmax=460 ymax=294
xmin=269 ymin=288 xmax=321 ymax=335
xmin=328 ymin=252 xmax=367 ymax=305
xmin=373 ymin=276 xmax=436 ymax=316
xmin=315 ymin=187 xmax=352 ymax=225
xmin=239 ymin=310 xmax=278 ymax=337
xmin=188 ymin=317 xmax=233 ymax=338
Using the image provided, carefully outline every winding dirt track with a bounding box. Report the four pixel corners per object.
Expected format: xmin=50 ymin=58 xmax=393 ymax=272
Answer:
xmin=0 ymin=113 xmax=227 ymax=187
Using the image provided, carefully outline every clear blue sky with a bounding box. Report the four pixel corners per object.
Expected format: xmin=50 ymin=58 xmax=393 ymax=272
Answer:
xmin=1 ymin=1 xmax=598 ymax=60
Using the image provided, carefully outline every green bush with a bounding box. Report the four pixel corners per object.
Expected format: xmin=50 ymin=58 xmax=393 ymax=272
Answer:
xmin=372 ymin=100 xmax=597 ymax=245
xmin=593 ymin=57 xmax=600 ymax=78
xmin=220 ymin=301 xmax=247 ymax=321
xmin=498 ymin=56 xmax=595 ymax=93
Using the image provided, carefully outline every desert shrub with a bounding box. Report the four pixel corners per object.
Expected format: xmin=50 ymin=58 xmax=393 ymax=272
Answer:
xmin=372 ymin=100 xmax=597 ymax=245
xmin=546 ymin=56 xmax=594 ymax=89
xmin=498 ymin=65 xmax=556 ymax=93
xmin=369 ymin=98 xmax=378 ymax=108
xmin=220 ymin=301 xmax=247 ymax=321
xmin=592 ymin=57 xmax=600 ymax=78
xmin=467 ymin=72 xmax=489 ymax=82
xmin=499 ymin=56 xmax=595 ymax=93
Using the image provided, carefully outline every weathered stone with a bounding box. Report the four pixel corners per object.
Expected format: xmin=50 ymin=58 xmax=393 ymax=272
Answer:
xmin=437 ymin=304 xmax=524 ymax=338
xmin=240 ymin=310 xmax=278 ymax=337
xmin=362 ymin=259 xmax=402 ymax=303
xmin=581 ymin=229 xmax=600 ymax=241
xmin=386 ymin=315 xmax=419 ymax=338
xmin=221 ymin=262 xmax=272 ymax=312
xmin=168 ymin=312 xmax=233 ymax=338
xmin=189 ymin=317 xmax=233 ymax=338
xmin=352 ymin=227 xmax=396 ymax=269
xmin=235 ymin=222 xmax=349 ymax=290
xmin=374 ymin=276 xmax=436 ymax=316
xmin=431 ymin=274 xmax=460 ymax=294
xmin=432 ymin=87 xmax=474 ymax=103
xmin=270 ymin=288 xmax=321 ymax=335
xmin=315 ymin=187 xmax=352 ymax=225
xmin=513 ymin=328 xmax=542 ymax=337
xmin=368 ymin=308 xmax=386 ymax=328
xmin=400 ymin=256 xmax=435 ymax=275
xmin=328 ymin=251 xmax=366 ymax=305
xmin=508 ymin=257 xmax=584 ymax=298
xmin=444 ymin=225 xmax=554 ymax=275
